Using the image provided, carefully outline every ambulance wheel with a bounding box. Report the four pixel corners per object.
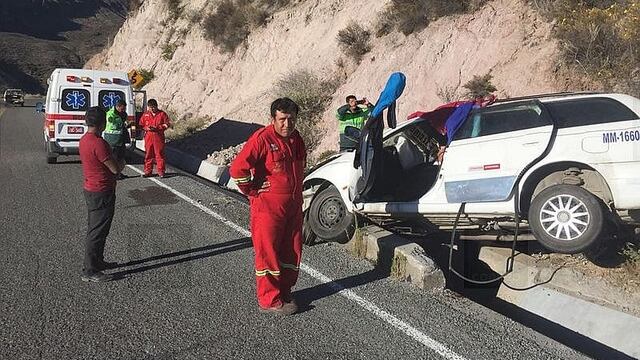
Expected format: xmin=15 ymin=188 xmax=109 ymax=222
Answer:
xmin=308 ymin=185 xmax=355 ymax=244
xmin=46 ymin=155 xmax=57 ymax=164
xmin=528 ymin=185 xmax=604 ymax=254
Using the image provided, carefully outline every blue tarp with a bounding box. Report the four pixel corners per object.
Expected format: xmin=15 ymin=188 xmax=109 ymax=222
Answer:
xmin=444 ymin=102 xmax=474 ymax=145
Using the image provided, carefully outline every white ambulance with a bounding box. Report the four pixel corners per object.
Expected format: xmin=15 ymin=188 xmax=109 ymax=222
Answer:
xmin=39 ymin=68 xmax=137 ymax=164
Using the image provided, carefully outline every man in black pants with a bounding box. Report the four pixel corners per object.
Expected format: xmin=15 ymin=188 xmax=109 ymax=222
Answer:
xmin=79 ymin=107 xmax=125 ymax=282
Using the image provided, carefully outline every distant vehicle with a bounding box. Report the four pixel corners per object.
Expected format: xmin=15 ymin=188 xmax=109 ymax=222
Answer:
xmin=40 ymin=68 xmax=139 ymax=164
xmin=303 ymin=92 xmax=640 ymax=254
xmin=3 ymin=88 xmax=24 ymax=106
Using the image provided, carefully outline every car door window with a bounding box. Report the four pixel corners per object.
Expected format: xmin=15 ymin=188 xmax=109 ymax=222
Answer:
xmin=545 ymin=97 xmax=638 ymax=128
xmin=453 ymin=101 xmax=551 ymax=141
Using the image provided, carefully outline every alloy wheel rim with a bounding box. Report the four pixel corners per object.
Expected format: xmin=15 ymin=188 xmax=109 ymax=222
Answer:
xmin=539 ymin=194 xmax=590 ymax=241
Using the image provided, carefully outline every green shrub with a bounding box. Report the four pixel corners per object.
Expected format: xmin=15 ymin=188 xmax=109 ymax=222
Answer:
xmin=137 ymin=69 xmax=155 ymax=88
xmin=621 ymin=242 xmax=640 ymax=276
xmin=539 ymin=0 xmax=640 ymax=93
xmin=163 ymin=0 xmax=182 ymax=20
xmin=166 ymin=116 xmax=211 ymax=141
xmin=162 ymin=43 xmax=178 ymax=61
xmin=202 ymin=0 xmax=289 ymax=53
xmin=375 ymin=0 xmax=488 ymax=36
xmin=202 ymin=0 xmax=252 ymax=53
xmin=276 ymin=70 xmax=339 ymax=156
xmin=463 ymin=73 xmax=497 ymax=98
xmin=337 ymin=22 xmax=372 ymax=63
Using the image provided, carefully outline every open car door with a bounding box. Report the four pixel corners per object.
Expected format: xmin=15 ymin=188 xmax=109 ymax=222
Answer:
xmin=352 ymin=72 xmax=406 ymax=203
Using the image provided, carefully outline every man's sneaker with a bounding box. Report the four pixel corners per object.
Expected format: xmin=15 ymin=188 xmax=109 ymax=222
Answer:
xmin=142 ymin=173 xmax=152 ymax=178
xmin=259 ymin=302 xmax=298 ymax=316
xmin=158 ymin=173 xmax=166 ymax=178
xmin=81 ymin=271 xmax=114 ymax=283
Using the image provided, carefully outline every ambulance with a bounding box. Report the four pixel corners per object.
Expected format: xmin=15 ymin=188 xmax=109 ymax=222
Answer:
xmin=39 ymin=68 xmax=138 ymax=164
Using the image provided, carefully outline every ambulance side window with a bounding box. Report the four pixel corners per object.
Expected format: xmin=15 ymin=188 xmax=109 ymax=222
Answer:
xmin=98 ymin=90 xmax=126 ymax=110
xmin=61 ymin=89 xmax=90 ymax=112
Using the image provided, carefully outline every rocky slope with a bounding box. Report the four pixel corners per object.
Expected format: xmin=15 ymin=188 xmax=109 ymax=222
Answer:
xmin=87 ymin=0 xmax=562 ymax=156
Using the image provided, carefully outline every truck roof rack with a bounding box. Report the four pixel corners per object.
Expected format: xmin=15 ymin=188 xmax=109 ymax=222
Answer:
xmin=494 ymin=91 xmax=602 ymax=103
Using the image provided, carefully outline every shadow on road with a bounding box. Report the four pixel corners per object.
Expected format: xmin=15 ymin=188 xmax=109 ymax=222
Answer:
xmin=293 ymin=266 xmax=389 ymax=314
xmin=412 ymin=232 xmax=634 ymax=360
xmin=111 ymin=237 xmax=252 ymax=278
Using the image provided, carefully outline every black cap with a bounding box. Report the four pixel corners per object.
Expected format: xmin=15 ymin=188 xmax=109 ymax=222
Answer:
xmin=85 ymin=106 xmax=106 ymax=127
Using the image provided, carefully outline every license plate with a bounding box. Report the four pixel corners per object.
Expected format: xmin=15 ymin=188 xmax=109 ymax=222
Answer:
xmin=68 ymin=126 xmax=84 ymax=134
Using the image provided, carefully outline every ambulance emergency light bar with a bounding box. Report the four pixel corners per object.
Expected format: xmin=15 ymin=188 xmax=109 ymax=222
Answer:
xmin=66 ymin=75 xmax=93 ymax=83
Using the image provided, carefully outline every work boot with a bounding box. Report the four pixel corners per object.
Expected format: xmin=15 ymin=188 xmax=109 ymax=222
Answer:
xmin=282 ymin=292 xmax=296 ymax=306
xmin=259 ymin=302 xmax=298 ymax=316
xmin=81 ymin=271 xmax=114 ymax=283
xmin=97 ymin=260 xmax=119 ymax=270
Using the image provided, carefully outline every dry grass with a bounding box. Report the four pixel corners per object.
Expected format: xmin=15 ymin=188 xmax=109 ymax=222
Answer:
xmin=337 ymin=22 xmax=372 ymax=63
xmin=165 ymin=115 xmax=211 ymax=141
xmin=276 ymin=70 xmax=339 ymax=158
xmin=463 ymin=73 xmax=497 ymax=98
xmin=375 ymin=0 xmax=488 ymax=36
xmin=532 ymin=0 xmax=640 ymax=95
xmin=202 ymin=0 xmax=289 ymax=53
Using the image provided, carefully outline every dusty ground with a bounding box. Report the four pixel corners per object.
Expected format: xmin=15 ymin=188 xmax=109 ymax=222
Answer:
xmin=531 ymin=250 xmax=640 ymax=295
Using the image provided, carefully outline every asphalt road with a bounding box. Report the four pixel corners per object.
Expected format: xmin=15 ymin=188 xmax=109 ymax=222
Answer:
xmin=0 ymin=100 xmax=590 ymax=359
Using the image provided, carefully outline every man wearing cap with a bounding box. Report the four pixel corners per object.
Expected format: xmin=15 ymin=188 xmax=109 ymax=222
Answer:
xmin=79 ymin=106 xmax=125 ymax=282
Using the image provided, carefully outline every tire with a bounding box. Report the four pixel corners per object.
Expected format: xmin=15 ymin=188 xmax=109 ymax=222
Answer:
xmin=307 ymin=185 xmax=355 ymax=244
xmin=528 ymin=184 xmax=604 ymax=254
xmin=302 ymin=211 xmax=317 ymax=246
xmin=46 ymin=154 xmax=57 ymax=164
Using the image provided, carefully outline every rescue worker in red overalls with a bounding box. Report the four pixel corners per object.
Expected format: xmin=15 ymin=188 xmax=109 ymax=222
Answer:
xmin=139 ymin=99 xmax=171 ymax=177
xmin=230 ymin=98 xmax=306 ymax=316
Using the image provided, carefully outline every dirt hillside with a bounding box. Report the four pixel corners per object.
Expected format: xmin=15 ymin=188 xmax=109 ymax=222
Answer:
xmin=87 ymin=0 xmax=562 ymax=156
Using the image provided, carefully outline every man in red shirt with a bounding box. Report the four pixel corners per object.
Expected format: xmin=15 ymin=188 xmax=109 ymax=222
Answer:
xmin=139 ymin=99 xmax=171 ymax=177
xmin=79 ymin=107 xmax=125 ymax=282
xmin=230 ymin=98 xmax=306 ymax=315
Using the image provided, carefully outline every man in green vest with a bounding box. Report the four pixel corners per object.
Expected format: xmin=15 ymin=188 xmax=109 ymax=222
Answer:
xmin=103 ymin=99 xmax=129 ymax=179
xmin=336 ymin=94 xmax=373 ymax=150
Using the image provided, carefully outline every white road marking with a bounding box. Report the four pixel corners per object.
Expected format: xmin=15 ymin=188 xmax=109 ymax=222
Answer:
xmin=127 ymin=165 xmax=467 ymax=360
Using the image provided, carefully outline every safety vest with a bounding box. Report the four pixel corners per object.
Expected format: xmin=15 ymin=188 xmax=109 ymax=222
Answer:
xmin=337 ymin=105 xmax=371 ymax=134
xmin=104 ymin=107 xmax=126 ymax=147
